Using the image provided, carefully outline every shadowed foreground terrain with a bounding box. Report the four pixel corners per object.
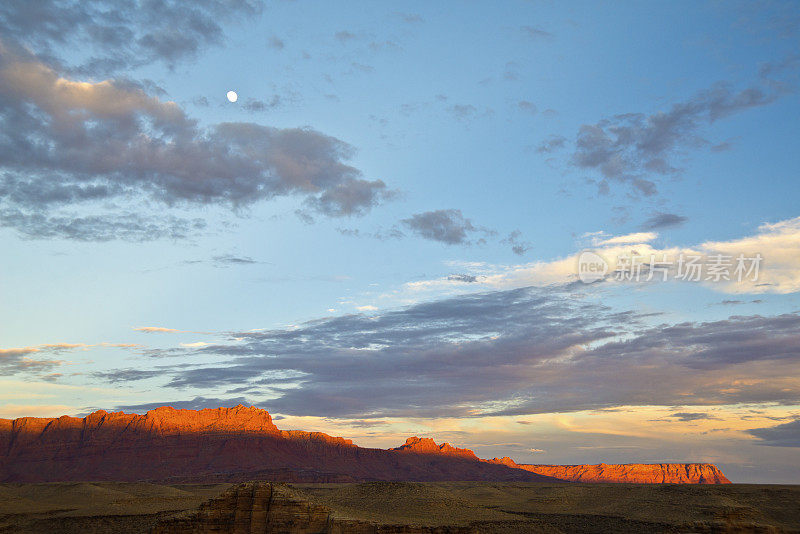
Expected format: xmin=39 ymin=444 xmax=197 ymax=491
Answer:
xmin=1 ymin=481 xmax=798 ymax=533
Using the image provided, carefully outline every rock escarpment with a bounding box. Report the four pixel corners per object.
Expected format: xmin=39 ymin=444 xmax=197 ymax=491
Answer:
xmin=487 ymin=456 xmax=731 ymax=484
xmin=0 ymin=405 xmax=731 ymax=484
xmin=0 ymin=406 xmax=550 ymax=483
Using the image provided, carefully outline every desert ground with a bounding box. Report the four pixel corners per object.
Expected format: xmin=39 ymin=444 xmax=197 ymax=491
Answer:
xmin=1 ymin=481 xmax=799 ymax=533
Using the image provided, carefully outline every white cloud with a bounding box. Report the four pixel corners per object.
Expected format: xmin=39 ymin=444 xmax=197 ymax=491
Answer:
xmin=597 ymin=232 xmax=658 ymax=246
xmin=403 ymin=216 xmax=800 ymax=295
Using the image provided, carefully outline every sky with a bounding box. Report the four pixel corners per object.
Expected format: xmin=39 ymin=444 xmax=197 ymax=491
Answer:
xmin=0 ymin=0 xmax=799 ymax=483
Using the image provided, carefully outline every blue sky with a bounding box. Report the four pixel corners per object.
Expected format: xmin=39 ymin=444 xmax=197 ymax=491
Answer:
xmin=1 ymin=0 xmax=799 ymax=483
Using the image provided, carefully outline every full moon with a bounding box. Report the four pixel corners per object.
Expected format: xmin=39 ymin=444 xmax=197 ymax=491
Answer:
xmin=226 ymin=90 xmax=238 ymax=103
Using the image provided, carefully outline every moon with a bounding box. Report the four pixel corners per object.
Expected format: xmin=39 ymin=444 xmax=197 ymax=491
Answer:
xmin=226 ymin=90 xmax=238 ymax=103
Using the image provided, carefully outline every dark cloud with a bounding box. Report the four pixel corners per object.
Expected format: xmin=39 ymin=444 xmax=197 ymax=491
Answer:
xmin=501 ymin=230 xmax=531 ymax=255
xmin=448 ymin=104 xmax=478 ymax=121
xmin=718 ymin=299 xmax=764 ymax=306
xmin=0 ymin=209 xmax=206 ymax=242
xmin=521 ymin=26 xmax=554 ymax=40
xmin=336 ymin=226 xmax=405 ymax=241
xmin=536 ymin=135 xmax=567 ymax=154
xmin=668 ymin=412 xmax=719 ymax=422
xmin=0 ymin=45 xmax=393 ymax=240
xmin=517 ymin=101 xmax=537 ymax=114
xmin=572 ymin=81 xmax=784 ymax=196
xmin=92 ymin=368 xmax=162 ymax=383
xmin=710 ymin=141 xmax=733 ymax=152
xmin=242 ymin=96 xmax=282 ymax=112
xmin=749 ymin=419 xmax=800 ymax=447
xmin=211 ymin=254 xmax=262 ymax=266
xmin=267 ymin=35 xmax=285 ymax=50
xmin=641 ymin=212 xmax=688 ymax=230
xmin=350 ymin=62 xmax=374 ymax=74
xmin=0 ymin=0 xmax=263 ymax=76
xmin=335 ymin=30 xmax=357 ymax=43
xmin=447 ymin=274 xmax=478 ymax=283
xmin=110 ymin=285 xmax=800 ymax=419
xmin=395 ymin=12 xmax=423 ymax=24
xmin=401 ymin=209 xmax=494 ymax=245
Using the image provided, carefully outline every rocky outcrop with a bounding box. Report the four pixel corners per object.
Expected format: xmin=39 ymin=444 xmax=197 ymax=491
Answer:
xmin=151 ymin=482 xmax=329 ymax=534
xmin=487 ymin=457 xmax=731 ymax=484
xmin=151 ymin=482 xmax=474 ymax=534
xmin=0 ymin=406 xmax=551 ymax=484
xmin=392 ymin=437 xmax=479 ymax=460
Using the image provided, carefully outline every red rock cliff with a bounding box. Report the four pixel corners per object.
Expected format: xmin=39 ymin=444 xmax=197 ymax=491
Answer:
xmin=0 ymin=405 xmax=730 ymax=484
xmin=0 ymin=406 xmax=551 ymax=484
xmin=487 ymin=457 xmax=731 ymax=484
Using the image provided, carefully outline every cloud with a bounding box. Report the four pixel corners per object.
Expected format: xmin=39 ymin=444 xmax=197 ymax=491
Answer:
xmin=0 ymin=343 xmax=88 ymax=376
xmin=0 ymin=0 xmax=263 ymax=75
xmin=336 ymin=226 xmax=405 ymax=241
xmin=517 ymin=101 xmax=537 ymax=114
xmin=536 ymin=135 xmax=566 ymax=153
xmin=502 ymin=230 xmax=531 ymax=255
xmin=91 ymin=368 xmax=162 ymax=383
xmin=110 ymin=284 xmax=800 ymax=419
xmin=0 ymin=44 xmax=393 ymax=240
xmin=335 ymin=30 xmax=357 ymax=43
xmin=211 ymin=254 xmax=262 ymax=267
xmin=521 ymin=26 xmax=554 ymax=40
xmin=0 ymin=210 xmax=206 ymax=241
xmin=241 ymin=95 xmax=282 ymax=112
xmin=401 ymin=209 xmax=494 ymax=245
xmin=641 ymin=212 xmax=688 ymax=230
xmin=448 ymin=104 xmax=478 ymax=121
xmin=133 ymin=326 xmax=182 ymax=333
xmin=572 ymin=80 xmax=787 ymax=196
xmin=596 ymin=232 xmax=658 ymax=246
xmin=403 ymin=215 xmax=800 ymax=296
xmin=749 ymin=419 xmax=800 ymax=447
xmin=395 ymin=12 xmax=423 ymax=24
xmin=447 ymin=274 xmax=479 ymax=283
xmin=668 ymin=412 xmax=719 ymax=422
